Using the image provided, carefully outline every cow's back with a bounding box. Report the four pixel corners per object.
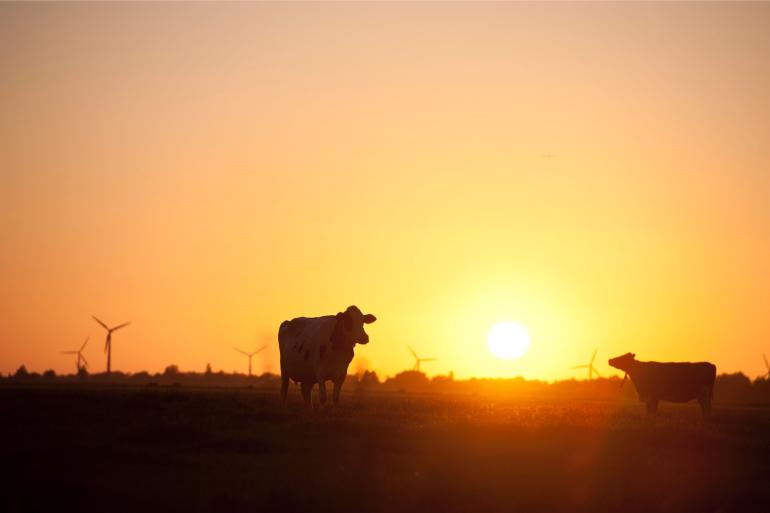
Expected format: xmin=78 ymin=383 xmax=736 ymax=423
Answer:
xmin=278 ymin=316 xmax=334 ymax=383
xmin=633 ymin=361 xmax=716 ymax=402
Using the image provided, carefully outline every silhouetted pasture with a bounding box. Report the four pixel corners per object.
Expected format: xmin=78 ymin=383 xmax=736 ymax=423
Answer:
xmin=1 ymin=384 xmax=769 ymax=513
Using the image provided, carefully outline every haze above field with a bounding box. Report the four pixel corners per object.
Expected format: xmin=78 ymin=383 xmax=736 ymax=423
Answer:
xmin=1 ymin=3 xmax=769 ymax=380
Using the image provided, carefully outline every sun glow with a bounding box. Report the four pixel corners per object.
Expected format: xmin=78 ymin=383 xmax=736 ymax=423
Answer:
xmin=487 ymin=322 xmax=530 ymax=360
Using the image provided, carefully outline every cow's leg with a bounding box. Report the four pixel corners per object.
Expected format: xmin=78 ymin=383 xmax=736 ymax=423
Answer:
xmin=697 ymin=397 xmax=710 ymax=418
xmin=646 ymin=399 xmax=658 ymax=415
xmin=698 ymin=388 xmax=712 ymax=419
xmin=318 ymin=377 xmax=328 ymax=407
xmin=300 ymin=381 xmax=313 ymax=409
xmin=332 ymin=376 xmax=346 ymax=406
xmin=280 ymin=374 xmax=289 ymax=405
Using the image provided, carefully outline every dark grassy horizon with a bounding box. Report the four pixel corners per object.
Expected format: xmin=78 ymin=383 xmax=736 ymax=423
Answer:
xmin=3 ymin=385 xmax=770 ymax=513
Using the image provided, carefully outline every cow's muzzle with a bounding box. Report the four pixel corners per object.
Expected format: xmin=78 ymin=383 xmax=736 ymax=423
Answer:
xmin=358 ymin=334 xmax=369 ymax=345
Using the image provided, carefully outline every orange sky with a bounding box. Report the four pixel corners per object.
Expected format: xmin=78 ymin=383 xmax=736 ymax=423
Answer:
xmin=1 ymin=3 xmax=769 ymax=381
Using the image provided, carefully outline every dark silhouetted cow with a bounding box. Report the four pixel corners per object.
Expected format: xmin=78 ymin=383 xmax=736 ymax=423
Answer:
xmin=278 ymin=305 xmax=376 ymax=408
xmin=608 ymin=353 xmax=716 ymax=417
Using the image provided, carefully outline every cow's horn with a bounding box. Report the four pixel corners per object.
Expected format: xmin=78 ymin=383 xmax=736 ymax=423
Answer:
xmin=620 ymin=373 xmax=628 ymax=388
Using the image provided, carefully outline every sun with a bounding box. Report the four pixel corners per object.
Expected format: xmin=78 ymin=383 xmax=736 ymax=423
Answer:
xmin=487 ymin=321 xmax=530 ymax=360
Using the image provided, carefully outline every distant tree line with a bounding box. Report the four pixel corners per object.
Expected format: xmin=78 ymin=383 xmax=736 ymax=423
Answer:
xmin=4 ymin=366 xmax=770 ymax=405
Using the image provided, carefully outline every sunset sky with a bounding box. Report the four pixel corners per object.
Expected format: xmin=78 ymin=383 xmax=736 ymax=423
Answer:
xmin=1 ymin=3 xmax=769 ymax=381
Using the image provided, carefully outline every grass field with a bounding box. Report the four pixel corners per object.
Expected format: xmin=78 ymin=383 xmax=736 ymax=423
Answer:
xmin=2 ymin=384 xmax=770 ymax=513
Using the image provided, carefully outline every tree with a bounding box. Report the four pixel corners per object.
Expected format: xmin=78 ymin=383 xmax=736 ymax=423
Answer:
xmin=205 ymin=363 xmax=213 ymax=376
xmin=14 ymin=365 xmax=29 ymax=378
xmin=384 ymin=370 xmax=430 ymax=391
xmin=164 ymin=364 xmax=179 ymax=376
xmin=715 ymin=373 xmax=752 ymax=403
xmin=358 ymin=370 xmax=380 ymax=388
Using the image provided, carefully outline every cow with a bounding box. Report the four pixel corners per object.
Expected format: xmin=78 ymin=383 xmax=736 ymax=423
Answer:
xmin=608 ymin=352 xmax=716 ymax=418
xmin=278 ymin=305 xmax=376 ymax=408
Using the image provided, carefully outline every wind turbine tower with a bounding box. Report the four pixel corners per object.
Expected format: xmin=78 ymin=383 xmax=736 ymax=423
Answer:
xmin=408 ymin=345 xmax=437 ymax=373
xmin=61 ymin=337 xmax=89 ymax=373
xmin=92 ymin=316 xmax=131 ymax=374
xmin=235 ymin=346 xmax=266 ymax=377
xmin=572 ymin=347 xmax=603 ymax=380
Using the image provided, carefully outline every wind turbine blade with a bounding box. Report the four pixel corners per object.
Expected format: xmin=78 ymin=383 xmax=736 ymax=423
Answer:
xmin=234 ymin=348 xmax=248 ymax=356
xmin=92 ymin=316 xmax=109 ymax=330
xmin=592 ymin=367 xmax=603 ymax=378
xmin=80 ymin=337 xmax=89 ymax=351
xmin=80 ymin=354 xmax=89 ymax=366
xmin=572 ymin=365 xmax=588 ymax=369
xmin=764 ymin=353 xmax=769 ymax=372
xmin=111 ymin=321 xmax=131 ymax=332
xmin=421 ymin=358 xmax=437 ymax=362
xmin=255 ymin=345 xmax=267 ymax=354
xmin=408 ymin=346 xmax=418 ymax=359
xmin=61 ymin=351 xmax=78 ymax=354
xmin=590 ymin=348 xmax=598 ymax=365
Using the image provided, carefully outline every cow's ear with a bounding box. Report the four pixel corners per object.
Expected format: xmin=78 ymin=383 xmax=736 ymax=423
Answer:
xmin=363 ymin=314 xmax=377 ymax=324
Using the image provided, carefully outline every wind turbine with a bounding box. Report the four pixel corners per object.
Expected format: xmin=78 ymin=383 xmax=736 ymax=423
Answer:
xmin=408 ymin=345 xmax=436 ymax=372
xmin=235 ymin=345 xmax=266 ymax=377
xmin=61 ymin=337 xmax=89 ymax=373
xmin=572 ymin=347 xmax=603 ymax=380
xmin=763 ymin=353 xmax=770 ymax=380
xmin=92 ymin=316 xmax=131 ymax=374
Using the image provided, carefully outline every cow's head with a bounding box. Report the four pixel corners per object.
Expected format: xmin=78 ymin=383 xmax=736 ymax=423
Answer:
xmin=608 ymin=352 xmax=636 ymax=387
xmin=335 ymin=305 xmax=376 ymax=346
xmin=608 ymin=352 xmax=636 ymax=372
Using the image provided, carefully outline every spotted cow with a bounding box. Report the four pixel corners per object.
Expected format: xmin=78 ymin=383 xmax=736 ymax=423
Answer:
xmin=278 ymin=305 xmax=376 ymax=408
